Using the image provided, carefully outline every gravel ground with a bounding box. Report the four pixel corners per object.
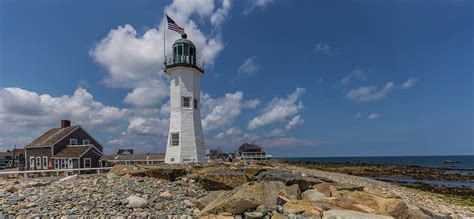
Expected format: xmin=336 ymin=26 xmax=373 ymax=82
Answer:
xmin=0 ymin=175 xmax=207 ymax=217
xmin=288 ymin=165 xmax=474 ymax=217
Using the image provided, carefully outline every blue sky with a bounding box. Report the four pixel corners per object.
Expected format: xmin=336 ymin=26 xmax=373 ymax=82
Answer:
xmin=0 ymin=0 xmax=472 ymax=156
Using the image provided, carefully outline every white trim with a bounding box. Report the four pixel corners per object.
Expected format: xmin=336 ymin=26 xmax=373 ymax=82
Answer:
xmin=83 ymin=158 xmax=91 ymax=168
xmin=29 ymin=157 xmax=35 ymax=170
xmin=42 ymin=156 xmax=48 ymax=169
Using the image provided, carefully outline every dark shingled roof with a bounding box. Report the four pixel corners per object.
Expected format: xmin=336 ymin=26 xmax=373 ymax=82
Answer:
xmin=100 ymin=153 xmax=165 ymax=161
xmin=238 ymin=143 xmax=263 ymax=151
xmin=25 ymin=126 xmax=79 ymax=148
xmin=52 ymin=146 xmax=92 ymax=158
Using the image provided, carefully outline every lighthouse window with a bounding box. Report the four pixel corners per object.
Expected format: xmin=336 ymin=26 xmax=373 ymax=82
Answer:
xmin=194 ymin=99 xmax=198 ymax=109
xmin=177 ymin=45 xmax=183 ymax=55
xmin=184 ymin=44 xmax=189 ymax=56
xmin=183 ymin=97 xmax=191 ymax=108
xmin=171 ymin=133 xmax=179 ymax=146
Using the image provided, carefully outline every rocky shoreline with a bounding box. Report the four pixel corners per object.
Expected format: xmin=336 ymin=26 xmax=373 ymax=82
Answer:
xmin=286 ymin=161 xmax=474 ymax=198
xmin=0 ymin=161 xmax=473 ymax=218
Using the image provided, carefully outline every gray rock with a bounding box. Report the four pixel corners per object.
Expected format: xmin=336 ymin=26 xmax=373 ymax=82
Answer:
xmin=322 ymin=210 xmax=394 ymax=219
xmin=244 ymin=211 xmax=264 ymax=219
xmin=256 ymin=205 xmax=267 ymax=214
xmin=126 ymin=195 xmax=148 ymax=208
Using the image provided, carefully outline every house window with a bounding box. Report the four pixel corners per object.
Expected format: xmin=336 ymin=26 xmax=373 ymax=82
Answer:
xmin=83 ymin=139 xmax=90 ymax=145
xmin=69 ymin=139 xmax=77 ymax=145
xmin=171 ymin=132 xmax=179 ymax=146
xmin=36 ymin=157 xmax=41 ymax=170
xmin=43 ymin=156 xmax=48 ymax=169
xmin=61 ymin=159 xmax=66 ymax=169
xmin=84 ymin=158 xmax=91 ymax=168
xmin=54 ymin=159 xmax=59 ymax=169
xmin=30 ymin=157 xmax=35 ymax=170
xmin=68 ymin=159 xmax=73 ymax=169
xmin=183 ymin=97 xmax=191 ymax=108
xmin=194 ymin=99 xmax=199 ymax=109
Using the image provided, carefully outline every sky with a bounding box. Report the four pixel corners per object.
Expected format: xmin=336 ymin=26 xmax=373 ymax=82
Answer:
xmin=0 ymin=0 xmax=472 ymax=157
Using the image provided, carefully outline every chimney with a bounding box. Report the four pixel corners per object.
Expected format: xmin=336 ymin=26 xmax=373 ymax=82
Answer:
xmin=61 ymin=120 xmax=71 ymax=128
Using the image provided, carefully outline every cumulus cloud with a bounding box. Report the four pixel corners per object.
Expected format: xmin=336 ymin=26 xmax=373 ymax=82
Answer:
xmin=367 ymin=113 xmax=381 ymax=120
xmin=0 ymin=87 xmax=126 ymax=133
xmin=345 ymin=77 xmax=416 ymax=102
xmin=341 ymin=69 xmax=367 ymax=85
xmin=238 ymin=56 xmax=261 ymax=76
xmin=243 ymin=0 xmax=274 ymax=15
xmin=123 ymin=79 xmax=169 ymax=108
xmin=201 ymin=91 xmax=259 ymax=131
xmin=90 ymin=0 xmax=231 ymax=107
xmin=267 ymin=128 xmax=285 ymax=137
xmin=127 ymin=116 xmax=169 ymax=136
xmin=248 ymin=87 xmax=305 ymax=129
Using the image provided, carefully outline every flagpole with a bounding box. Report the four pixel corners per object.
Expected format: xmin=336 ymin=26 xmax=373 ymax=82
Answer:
xmin=163 ymin=11 xmax=166 ymax=69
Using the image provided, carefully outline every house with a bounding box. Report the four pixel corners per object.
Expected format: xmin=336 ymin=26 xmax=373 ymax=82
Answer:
xmin=235 ymin=143 xmax=271 ymax=161
xmin=0 ymin=148 xmax=25 ymax=168
xmin=100 ymin=153 xmax=164 ymax=166
xmin=24 ymin=120 xmax=104 ymax=170
xmin=117 ymin=149 xmax=134 ymax=155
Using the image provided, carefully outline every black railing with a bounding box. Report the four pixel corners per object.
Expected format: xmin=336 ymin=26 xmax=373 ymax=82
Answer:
xmin=164 ymin=54 xmax=204 ymax=72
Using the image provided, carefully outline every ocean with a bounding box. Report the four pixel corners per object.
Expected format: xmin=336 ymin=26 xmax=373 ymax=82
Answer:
xmin=277 ymin=155 xmax=474 ymax=170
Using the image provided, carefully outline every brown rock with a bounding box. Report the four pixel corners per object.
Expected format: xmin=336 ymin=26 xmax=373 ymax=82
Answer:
xmin=322 ymin=210 xmax=394 ymax=219
xmin=333 ymin=190 xmax=409 ymax=217
xmin=200 ymin=181 xmax=298 ymax=215
xmin=283 ymin=200 xmax=322 ymax=217
xmin=301 ymin=189 xmax=330 ymax=201
xmin=244 ymin=167 xmax=265 ymax=180
xmin=198 ymin=170 xmax=247 ymax=190
xmin=257 ymin=169 xmax=324 ymax=191
xmin=271 ymin=213 xmax=286 ymax=219
xmin=196 ymin=190 xmax=229 ymax=210
xmin=146 ymin=166 xmax=186 ymax=181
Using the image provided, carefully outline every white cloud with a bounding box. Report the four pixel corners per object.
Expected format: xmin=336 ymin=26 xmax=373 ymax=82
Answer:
xmin=90 ymin=0 xmax=231 ymax=104
xmin=0 ymin=87 xmax=127 ymax=133
xmin=402 ymin=77 xmax=417 ymax=89
xmin=127 ymin=116 xmax=169 ymax=136
xmin=285 ymin=115 xmax=304 ymax=130
xmin=345 ymin=77 xmax=416 ymax=102
xmin=123 ymin=79 xmax=169 ymax=108
xmin=201 ymin=91 xmax=258 ymax=131
xmin=267 ymin=128 xmax=285 ymax=137
xmin=341 ymin=69 xmax=367 ymax=85
xmin=215 ymin=127 xmax=242 ymax=139
xmin=248 ymin=87 xmax=305 ymax=129
xmin=238 ymin=56 xmax=261 ymax=76
xmin=314 ymin=42 xmax=332 ymax=54
xmin=367 ymin=113 xmax=381 ymax=120
xmin=345 ymin=82 xmax=396 ymax=102
xmin=243 ymin=0 xmax=274 ymax=15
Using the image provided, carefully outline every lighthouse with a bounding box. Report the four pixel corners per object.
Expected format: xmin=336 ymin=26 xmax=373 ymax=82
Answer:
xmin=164 ymin=33 xmax=206 ymax=163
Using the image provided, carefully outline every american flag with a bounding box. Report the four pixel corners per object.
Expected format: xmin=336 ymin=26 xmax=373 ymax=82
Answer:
xmin=166 ymin=14 xmax=184 ymax=34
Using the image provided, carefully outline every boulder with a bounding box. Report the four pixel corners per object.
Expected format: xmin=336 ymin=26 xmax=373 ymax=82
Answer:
xmin=110 ymin=164 xmax=147 ymax=177
xmin=301 ymin=189 xmax=330 ymax=201
xmin=126 ymin=195 xmax=148 ymax=208
xmin=257 ymin=169 xmax=323 ymax=191
xmin=198 ymin=170 xmax=247 ymax=190
xmin=196 ymin=190 xmax=229 ymax=210
xmin=200 ymin=181 xmax=298 ymax=215
xmin=283 ymin=200 xmax=322 ymax=217
xmin=313 ymin=183 xmax=364 ymax=197
xmin=333 ymin=190 xmax=409 ymax=217
xmin=322 ymin=210 xmax=394 ymax=219
xmin=147 ymin=167 xmax=186 ymax=181
xmin=244 ymin=167 xmax=266 ymax=180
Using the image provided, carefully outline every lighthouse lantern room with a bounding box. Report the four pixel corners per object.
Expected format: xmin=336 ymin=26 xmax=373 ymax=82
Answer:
xmin=164 ymin=33 xmax=206 ymax=163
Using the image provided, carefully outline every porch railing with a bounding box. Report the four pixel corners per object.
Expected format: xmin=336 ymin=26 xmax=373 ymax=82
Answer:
xmin=0 ymin=167 xmax=112 ymax=179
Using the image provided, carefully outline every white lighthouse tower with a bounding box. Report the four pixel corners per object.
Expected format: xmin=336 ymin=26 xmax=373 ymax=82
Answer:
xmin=164 ymin=33 xmax=206 ymax=163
